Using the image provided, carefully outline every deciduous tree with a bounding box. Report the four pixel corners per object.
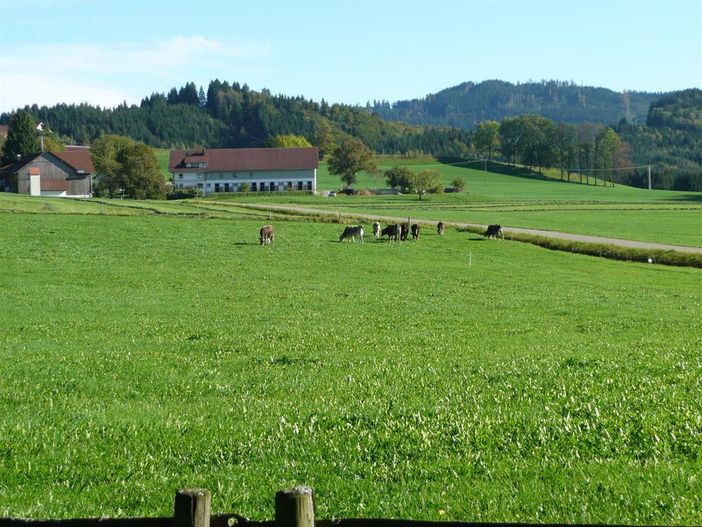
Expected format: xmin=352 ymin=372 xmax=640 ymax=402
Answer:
xmin=473 ymin=120 xmax=501 ymax=159
xmin=327 ymin=139 xmax=377 ymax=188
xmin=385 ymin=166 xmax=412 ymax=191
xmin=91 ymin=135 xmax=135 ymax=197
xmin=266 ymin=134 xmax=312 ymax=148
xmin=117 ymin=144 xmax=167 ymax=199
xmin=408 ymin=169 xmax=442 ymax=200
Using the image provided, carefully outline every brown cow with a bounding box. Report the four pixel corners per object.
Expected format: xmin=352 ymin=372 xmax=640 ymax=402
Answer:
xmin=437 ymin=221 xmax=445 ymax=236
xmin=259 ymin=225 xmax=274 ymax=245
xmin=411 ymin=223 xmax=420 ymax=240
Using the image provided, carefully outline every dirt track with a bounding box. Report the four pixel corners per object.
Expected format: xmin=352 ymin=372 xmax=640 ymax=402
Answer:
xmin=238 ymin=202 xmax=702 ymax=255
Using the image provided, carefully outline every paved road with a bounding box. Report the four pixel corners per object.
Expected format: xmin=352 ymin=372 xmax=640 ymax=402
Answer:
xmin=238 ymin=203 xmax=702 ymax=255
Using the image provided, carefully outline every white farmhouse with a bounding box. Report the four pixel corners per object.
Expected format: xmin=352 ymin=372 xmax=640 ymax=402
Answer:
xmin=169 ymin=147 xmax=318 ymax=196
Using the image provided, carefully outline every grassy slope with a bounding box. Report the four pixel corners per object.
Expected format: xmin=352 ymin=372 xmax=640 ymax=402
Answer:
xmin=154 ymin=148 xmax=171 ymax=181
xmin=0 ymin=213 xmax=701 ymax=523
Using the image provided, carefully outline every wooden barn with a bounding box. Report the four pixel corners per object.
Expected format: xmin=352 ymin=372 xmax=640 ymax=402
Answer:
xmin=0 ymin=150 xmax=94 ymax=197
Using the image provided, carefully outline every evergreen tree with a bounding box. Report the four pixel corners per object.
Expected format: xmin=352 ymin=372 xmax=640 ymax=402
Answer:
xmin=1 ymin=110 xmax=41 ymax=164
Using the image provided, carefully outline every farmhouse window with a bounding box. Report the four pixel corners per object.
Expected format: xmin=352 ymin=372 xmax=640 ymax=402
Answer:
xmin=297 ymin=181 xmax=303 ymax=190
xmin=224 ymin=183 xmax=230 ymax=192
xmin=215 ymin=183 xmax=220 ymax=192
xmin=287 ymin=181 xmax=292 ymax=190
xmin=251 ymin=182 xmax=257 ymax=191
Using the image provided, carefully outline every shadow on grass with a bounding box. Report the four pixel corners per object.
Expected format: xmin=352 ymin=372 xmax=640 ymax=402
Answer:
xmin=437 ymin=158 xmax=554 ymax=181
xmin=665 ymin=193 xmax=702 ymax=203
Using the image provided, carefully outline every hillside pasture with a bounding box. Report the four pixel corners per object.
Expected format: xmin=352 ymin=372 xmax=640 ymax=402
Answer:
xmin=0 ymin=211 xmax=700 ymax=523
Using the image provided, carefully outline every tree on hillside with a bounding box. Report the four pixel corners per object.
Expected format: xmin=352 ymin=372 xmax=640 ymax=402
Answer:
xmin=473 ymin=120 xmax=501 ymax=159
xmin=499 ymin=117 xmax=526 ymax=166
xmin=1 ymin=111 xmax=41 ymax=164
xmin=91 ymin=135 xmax=135 ymax=197
xmin=117 ymin=144 xmax=167 ymax=199
xmin=597 ymin=128 xmax=622 ymax=186
xmin=266 ymin=134 xmax=312 ymax=148
xmin=385 ymin=166 xmax=413 ymax=192
xmin=328 ymin=139 xmax=377 ymax=188
xmin=517 ymin=115 xmax=558 ymax=173
xmin=408 ymin=169 xmax=442 ymax=200
xmin=312 ymin=119 xmax=336 ymax=159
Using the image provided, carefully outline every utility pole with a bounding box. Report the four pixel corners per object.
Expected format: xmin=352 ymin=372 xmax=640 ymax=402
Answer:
xmin=648 ymin=165 xmax=652 ymax=190
xmin=484 ymin=159 xmax=487 ymax=186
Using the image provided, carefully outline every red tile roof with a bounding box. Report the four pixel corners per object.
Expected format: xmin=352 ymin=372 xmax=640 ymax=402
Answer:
xmin=53 ymin=150 xmax=95 ymax=173
xmin=169 ymin=147 xmax=319 ymax=172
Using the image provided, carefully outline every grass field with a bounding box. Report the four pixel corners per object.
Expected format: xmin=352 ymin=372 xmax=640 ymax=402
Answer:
xmin=1 ymin=208 xmax=701 ymax=523
xmin=212 ymin=159 xmax=702 ymax=248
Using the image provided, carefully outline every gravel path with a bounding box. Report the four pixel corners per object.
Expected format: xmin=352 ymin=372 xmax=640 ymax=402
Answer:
xmin=238 ymin=203 xmax=702 ymax=255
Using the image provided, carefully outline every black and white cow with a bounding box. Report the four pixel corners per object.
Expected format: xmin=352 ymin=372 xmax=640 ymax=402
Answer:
xmin=411 ymin=223 xmax=421 ymax=240
xmin=381 ymin=224 xmax=400 ymax=241
xmin=484 ymin=224 xmax=504 ymax=239
xmin=437 ymin=221 xmax=445 ymax=236
xmin=372 ymin=222 xmax=381 ymax=239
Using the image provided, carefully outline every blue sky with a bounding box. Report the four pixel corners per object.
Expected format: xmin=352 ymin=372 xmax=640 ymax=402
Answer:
xmin=0 ymin=0 xmax=700 ymax=113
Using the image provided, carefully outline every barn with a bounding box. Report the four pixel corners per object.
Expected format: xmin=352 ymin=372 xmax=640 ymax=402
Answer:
xmin=169 ymin=147 xmax=318 ymax=196
xmin=0 ymin=150 xmax=94 ymax=197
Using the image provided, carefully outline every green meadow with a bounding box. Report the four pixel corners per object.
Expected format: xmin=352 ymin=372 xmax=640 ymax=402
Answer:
xmin=1 ymin=166 xmax=701 ymax=523
xmin=221 ymin=159 xmax=702 ymax=247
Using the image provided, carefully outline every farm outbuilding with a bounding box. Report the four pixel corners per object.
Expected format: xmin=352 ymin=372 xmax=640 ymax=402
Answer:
xmin=0 ymin=150 xmax=94 ymax=197
xmin=169 ymin=147 xmax=318 ymax=196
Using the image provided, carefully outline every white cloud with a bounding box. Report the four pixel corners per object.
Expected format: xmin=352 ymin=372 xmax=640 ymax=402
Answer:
xmin=0 ymin=36 xmax=271 ymax=112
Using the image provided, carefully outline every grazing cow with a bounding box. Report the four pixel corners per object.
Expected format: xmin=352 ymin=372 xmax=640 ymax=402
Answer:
xmin=484 ymin=224 xmax=504 ymax=239
xmin=340 ymin=225 xmax=365 ymax=243
xmin=411 ymin=223 xmax=421 ymax=240
xmin=437 ymin=221 xmax=445 ymax=236
xmin=400 ymin=223 xmax=409 ymax=241
xmin=259 ymin=225 xmax=274 ymax=245
xmin=381 ymin=224 xmax=400 ymax=241
xmin=372 ymin=222 xmax=381 ymax=239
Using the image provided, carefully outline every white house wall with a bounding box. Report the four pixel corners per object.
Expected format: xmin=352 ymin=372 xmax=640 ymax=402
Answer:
xmin=172 ymin=169 xmax=317 ymax=195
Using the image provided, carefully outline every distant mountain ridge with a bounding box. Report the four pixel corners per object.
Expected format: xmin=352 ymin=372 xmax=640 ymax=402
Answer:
xmin=371 ymin=80 xmax=663 ymax=129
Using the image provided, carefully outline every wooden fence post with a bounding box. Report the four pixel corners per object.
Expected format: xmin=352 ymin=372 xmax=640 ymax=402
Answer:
xmin=275 ymin=486 xmax=315 ymax=527
xmin=174 ymin=488 xmax=211 ymax=527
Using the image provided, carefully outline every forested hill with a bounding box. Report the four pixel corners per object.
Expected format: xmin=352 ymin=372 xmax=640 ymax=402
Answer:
xmin=371 ymin=80 xmax=662 ymax=128
xmin=0 ymin=81 xmax=471 ymax=158
xmin=618 ymin=88 xmax=702 ymax=190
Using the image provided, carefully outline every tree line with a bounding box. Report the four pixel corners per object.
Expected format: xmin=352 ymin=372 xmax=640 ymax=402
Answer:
xmin=1 ymin=82 xmax=700 ymax=192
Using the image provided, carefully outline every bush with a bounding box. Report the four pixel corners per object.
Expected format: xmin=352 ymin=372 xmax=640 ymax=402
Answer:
xmin=167 ymin=187 xmax=202 ymax=200
xmin=451 ymin=178 xmax=466 ymax=192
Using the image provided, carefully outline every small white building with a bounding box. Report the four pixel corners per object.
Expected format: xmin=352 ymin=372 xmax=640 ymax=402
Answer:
xmin=168 ymin=147 xmax=318 ymax=196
